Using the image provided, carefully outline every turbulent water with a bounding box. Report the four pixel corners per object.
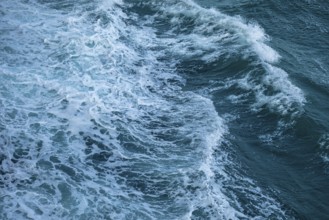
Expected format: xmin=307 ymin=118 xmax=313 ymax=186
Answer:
xmin=0 ymin=0 xmax=328 ymax=219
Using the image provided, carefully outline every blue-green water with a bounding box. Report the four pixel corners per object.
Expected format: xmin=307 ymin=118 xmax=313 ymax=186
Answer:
xmin=0 ymin=0 xmax=328 ymax=219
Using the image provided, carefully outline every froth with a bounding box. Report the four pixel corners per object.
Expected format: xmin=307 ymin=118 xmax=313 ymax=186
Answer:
xmin=154 ymin=0 xmax=281 ymax=63
xmin=319 ymin=134 xmax=329 ymax=165
xmin=148 ymin=0 xmax=305 ymax=118
xmin=0 ymin=0 xmax=234 ymax=219
xmin=0 ymin=0 xmax=297 ymax=219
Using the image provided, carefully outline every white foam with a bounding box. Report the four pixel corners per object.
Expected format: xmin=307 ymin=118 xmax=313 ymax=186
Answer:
xmin=254 ymin=64 xmax=305 ymax=115
xmin=0 ymin=0 xmax=293 ymax=219
xmin=152 ymin=0 xmax=305 ymax=118
xmin=318 ymin=134 xmax=329 ymax=165
xmin=319 ymin=134 xmax=329 ymax=149
xmin=156 ymin=0 xmax=281 ymax=64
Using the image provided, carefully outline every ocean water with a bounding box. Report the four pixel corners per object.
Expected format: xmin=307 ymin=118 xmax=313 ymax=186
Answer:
xmin=0 ymin=0 xmax=328 ymax=219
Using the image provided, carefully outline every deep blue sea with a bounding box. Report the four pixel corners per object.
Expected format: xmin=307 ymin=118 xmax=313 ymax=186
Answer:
xmin=1 ymin=0 xmax=329 ymax=219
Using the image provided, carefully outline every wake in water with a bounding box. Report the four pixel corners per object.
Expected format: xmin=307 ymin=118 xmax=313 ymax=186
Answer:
xmin=0 ymin=0 xmax=306 ymax=219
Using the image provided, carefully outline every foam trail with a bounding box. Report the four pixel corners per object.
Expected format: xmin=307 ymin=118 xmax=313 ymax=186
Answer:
xmin=319 ymin=134 xmax=329 ymax=167
xmin=146 ymin=0 xmax=305 ymax=117
xmin=0 ymin=0 xmax=294 ymax=219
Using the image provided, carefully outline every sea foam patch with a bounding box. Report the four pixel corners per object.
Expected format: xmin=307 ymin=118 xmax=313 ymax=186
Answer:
xmin=0 ymin=0 xmax=295 ymax=219
xmin=142 ymin=0 xmax=305 ymax=119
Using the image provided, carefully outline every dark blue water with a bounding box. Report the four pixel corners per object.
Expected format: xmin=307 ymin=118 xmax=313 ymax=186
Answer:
xmin=0 ymin=0 xmax=328 ymax=219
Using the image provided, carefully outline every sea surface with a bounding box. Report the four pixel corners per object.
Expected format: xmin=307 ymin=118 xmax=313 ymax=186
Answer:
xmin=0 ymin=0 xmax=329 ymax=219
